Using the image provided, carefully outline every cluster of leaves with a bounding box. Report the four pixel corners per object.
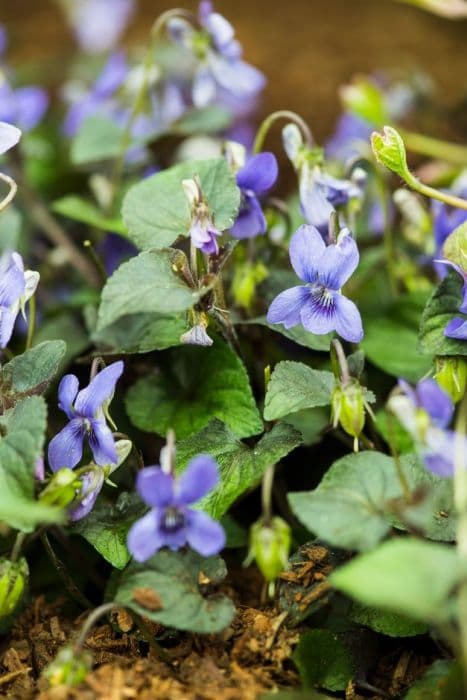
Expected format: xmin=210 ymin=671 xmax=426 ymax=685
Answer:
xmin=0 ymin=2 xmax=466 ymax=697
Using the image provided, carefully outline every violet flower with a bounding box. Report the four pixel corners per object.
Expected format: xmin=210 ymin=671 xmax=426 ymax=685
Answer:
xmin=389 ymin=378 xmax=467 ymax=477
xmin=128 ymin=453 xmax=225 ymax=561
xmin=183 ymin=177 xmax=222 ymax=255
xmin=325 ymin=112 xmax=373 ymax=163
xmin=0 ymin=120 xmax=21 ymax=155
xmin=432 ymin=172 xmax=467 ymax=278
xmin=0 ymin=252 xmax=40 ymax=349
xmin=48 ymin=361 xmax=124 ymax=471
xmin=0 ymin=27 xmax=48 ymax=131
xmin=63 ymin=0 xmax=135 ymax=54
xmin=267 ymin=224 xmax=363 ymax=343
xmin=441 ymin=261 xmax=467 ymax=341
xmin=230 ymin=152 xmax=278 ymax=239
xmin=169 ymin=1 xmax=265 ymax=108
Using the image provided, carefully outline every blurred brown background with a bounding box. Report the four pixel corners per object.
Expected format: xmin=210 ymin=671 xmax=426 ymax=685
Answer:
xmin=2 ymin=0 xmax=467 ymax=141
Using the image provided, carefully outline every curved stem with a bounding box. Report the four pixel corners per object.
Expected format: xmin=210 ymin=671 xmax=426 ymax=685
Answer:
xmin=75 ymin=602 xmax=117 ymax=650
xmin=331 ymin=339 xmax=350 ymax=385
xmin=10 ymin=532 xmax=27 ymax=563
xmin=253 ymin=110 xmax=313 ymax=154
xmin=405 ymin=170 xmax=467 ymax=211
xmin=261 ymin=464 xmax=275 ymax=526
xmin=0 ymin=172 xmax=17 ymax=212
xmin=400 ymin=128 xmax=467 ymax=166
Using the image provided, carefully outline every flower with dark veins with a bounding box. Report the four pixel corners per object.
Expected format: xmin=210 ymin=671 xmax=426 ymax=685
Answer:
xmin=48 ymin=361 xmax=124 ymax=471
xmin=267 ymin=224 xmax=363 ymax=343
xmin=127 ymin=452 xmax=225 ymax=561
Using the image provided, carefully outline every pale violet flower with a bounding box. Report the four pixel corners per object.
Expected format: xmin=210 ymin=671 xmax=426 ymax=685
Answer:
xmin=0 ymin=252 xmax=39 ymax=348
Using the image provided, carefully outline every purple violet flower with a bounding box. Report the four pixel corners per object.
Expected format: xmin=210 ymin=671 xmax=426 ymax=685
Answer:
xmin=127 ymin=454 xmax=225 ymax=561
xmin=299 ymin=167 xmax=362 ymax=237
xmin=0 ymin=251 xmax=39 ymax=349
xmin=389 ymin=378 xmax=466 ymax=477
xmin=169 ymin=1 xmax=265 ymax=109
xmin=325 ymin=112 xmax=373 ymax=163
xmin=64 ymin=0 xmax=135 ymax=54
xmin=0 ymin=120 xmax=21 ymax=154
xmin=183 ymin=177 xmax=222 ymax=255
xmin=440 ymin=261 xmax=467 ymax=341
xmin=432 ymin=172 xmax=467 ymax=278
xmin=48 ymin=361 xmax=124 ymax=471
xmin=230 ymin=152 xmax=278 ymax=239
xmin=267 ymin=224 xmax=363 ymax=343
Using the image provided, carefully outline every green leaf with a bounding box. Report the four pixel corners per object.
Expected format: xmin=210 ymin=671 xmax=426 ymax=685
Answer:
xmin=92 ymin=313 xmax=188 ymax=354
xmin=284 ymin=407 xmax=330 ymax=446
xmin=362 ymin=292 xmax=433 ymax=381
xmin=52 ymin=196 xmax=127 ymax=235
xmin=176 ymin=420 xmax=302 ymax=519
xmin=122 ymin=158 xmax=240 ymax=249
xmin=0 ymin=397 xmax=62 ymax=531
xmin=71 ymin=116 xmax=125 ymax=165
xmin=293 ymin=629 xmax=355 ymax=691
xmin=72 ymin=493 xmax=145 ymax=569
xmin=172 ymin=106 xmax=232 ymax=135
xmin=114 ymin=549 xmax=235 ymax=633
xmin=289 ymin=451 xmax=402 ymax=551
xmin=96 ymin=249 xmax=205 ymax=332
xmin=242 ymin=317 xmax=332 ymax=352
xmin=443 ymin=220 xmax=467 ymax=272
xmin=330 ymin=538 xmax=463 ymax=624
xmin=126 ymin=342 xmax=263 ymax=440
xmin=404 ymin=660 xmax=461 ymax=700
xmin=419 ymin=272 xmax=467 ymax=357
xmin=349 ymin=604 xmax=427 ymax=637
xmin=264 ymin=361 xmax=335 ymax=421
xmin=0 ymin=341 xmax=66 ymax=403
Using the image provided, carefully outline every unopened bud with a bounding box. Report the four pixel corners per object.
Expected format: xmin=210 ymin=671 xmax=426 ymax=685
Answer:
xmin=282 ymin=123 xmax=303 ymax=167
xmin=44 ymin=646 xmax=92 ymax=687
xmin=371 ymin=126 xmax=409 ymax=180
xmin=332 ymin=380 xmax=365 ymax=447
xmin=180 ymin=323 xmax=213 ymax=346
xmin=435 ymin=357 xmax=467 ymax=403
xmin=0 ymin=558 xmax=28 ymax=631
xmin=248 ymin=517 xmax=291 ymax=583
xmin=39 ymin=468 xmax=80 ymax=509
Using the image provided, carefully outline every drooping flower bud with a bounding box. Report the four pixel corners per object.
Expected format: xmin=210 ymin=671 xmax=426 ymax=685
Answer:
xmin=182 ymin=177 xmax=222 ymax=255
xmin=435 ymin=357 xmax=467 ymax=403
xmin=248 ymin=517 xmax=291 ymax=585
xmin=0 ymin=557 xmax=28 ymax=632
xmin=44 ymin=646 xmax=92 ymax=688
xmin=331 ymin=380 xmax=366 ymax=450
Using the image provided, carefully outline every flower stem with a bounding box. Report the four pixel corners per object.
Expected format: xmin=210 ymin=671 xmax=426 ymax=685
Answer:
xmin=386 ymin=413 xmax=411 ymax=501
xmin=399 ymin=128 xmax=467 ymax=166
xmin=25 ymin=295 xmax=36 ymax=352
xmin=405 ymin=170 xmax=467 ymax=211
xmin=331 ymin=339 xmax=350 ymax=385
xmin=10 ymin=532 xmax=27 ymax=563
xmin=453 ymin=394 xmax=467 ymax=691
xmin=74 ymin=602 xmax=117 ymax=651
xmin=41 ymin=532 xmax=92 ymax=609
xmin=0 ymin=172 xmax=17 ymax=212
xmin=261 ymin=464 xmax=275 ymax=526
xmin=253 ymin=110 xmax=313 ymax=154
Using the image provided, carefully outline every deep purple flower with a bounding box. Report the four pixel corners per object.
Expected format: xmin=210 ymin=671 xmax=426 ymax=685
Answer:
xmin=389 ymin=378 xmax=466 ymax=477
xmin=325 ymin=112 xmax=373 ymax=163
xmin=0 ymin=252 xmax=39 ymax=349
xmin=48 ymin=361 xmax=124 ymax=471
xmin=267 ymin=224 xmax=363 ymax=343
xmin=127 ymin=454 xmax=225 ymax=561
xmin=231 ymin=152 xmax=278 ymax=239
xmin=64 ymin=0 xmax=135 ymax=54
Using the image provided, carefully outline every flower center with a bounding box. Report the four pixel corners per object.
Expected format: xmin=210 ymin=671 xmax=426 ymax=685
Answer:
xmin=309 ymin=283 xmax=336 ymax=316
xmin=161 ymin=507 xmax=185 ymax=533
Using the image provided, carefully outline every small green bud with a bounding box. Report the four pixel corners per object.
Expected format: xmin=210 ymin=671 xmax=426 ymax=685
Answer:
xmin=44 ymin=646 xmax=92 ymax=688
xmin=340 ymin=78 xmax=387 ymax=125
xmin=331 ymin=380 xmax=365 ymax=446
xmin=248 ymin=517 xmax=291 ymax=583
xmin=39 ymin=468 xmax=80 ymax=508
xmin=0 ymin=557 xmax=28 ymax=631
xmin=232 ymin=260 xmax=268 ymax=310
xmin=371 ymin=126 xmax=409 ymax=180
xmin=435 ymin=357 xmax=467 ymax=403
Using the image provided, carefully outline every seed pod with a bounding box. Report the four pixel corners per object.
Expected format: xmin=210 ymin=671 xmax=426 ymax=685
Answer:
xmin=435 ymin=357 xmax=467 ymax=404
xmin=0 ymin=557 xmax=28 ymax=632
xmin=249 ymin=517 xmax=291 ymax=583
xmin=332 ymin=380 xmax=365 ymax=444
xmin=44 ymin=646 xmax=92 ymax=688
